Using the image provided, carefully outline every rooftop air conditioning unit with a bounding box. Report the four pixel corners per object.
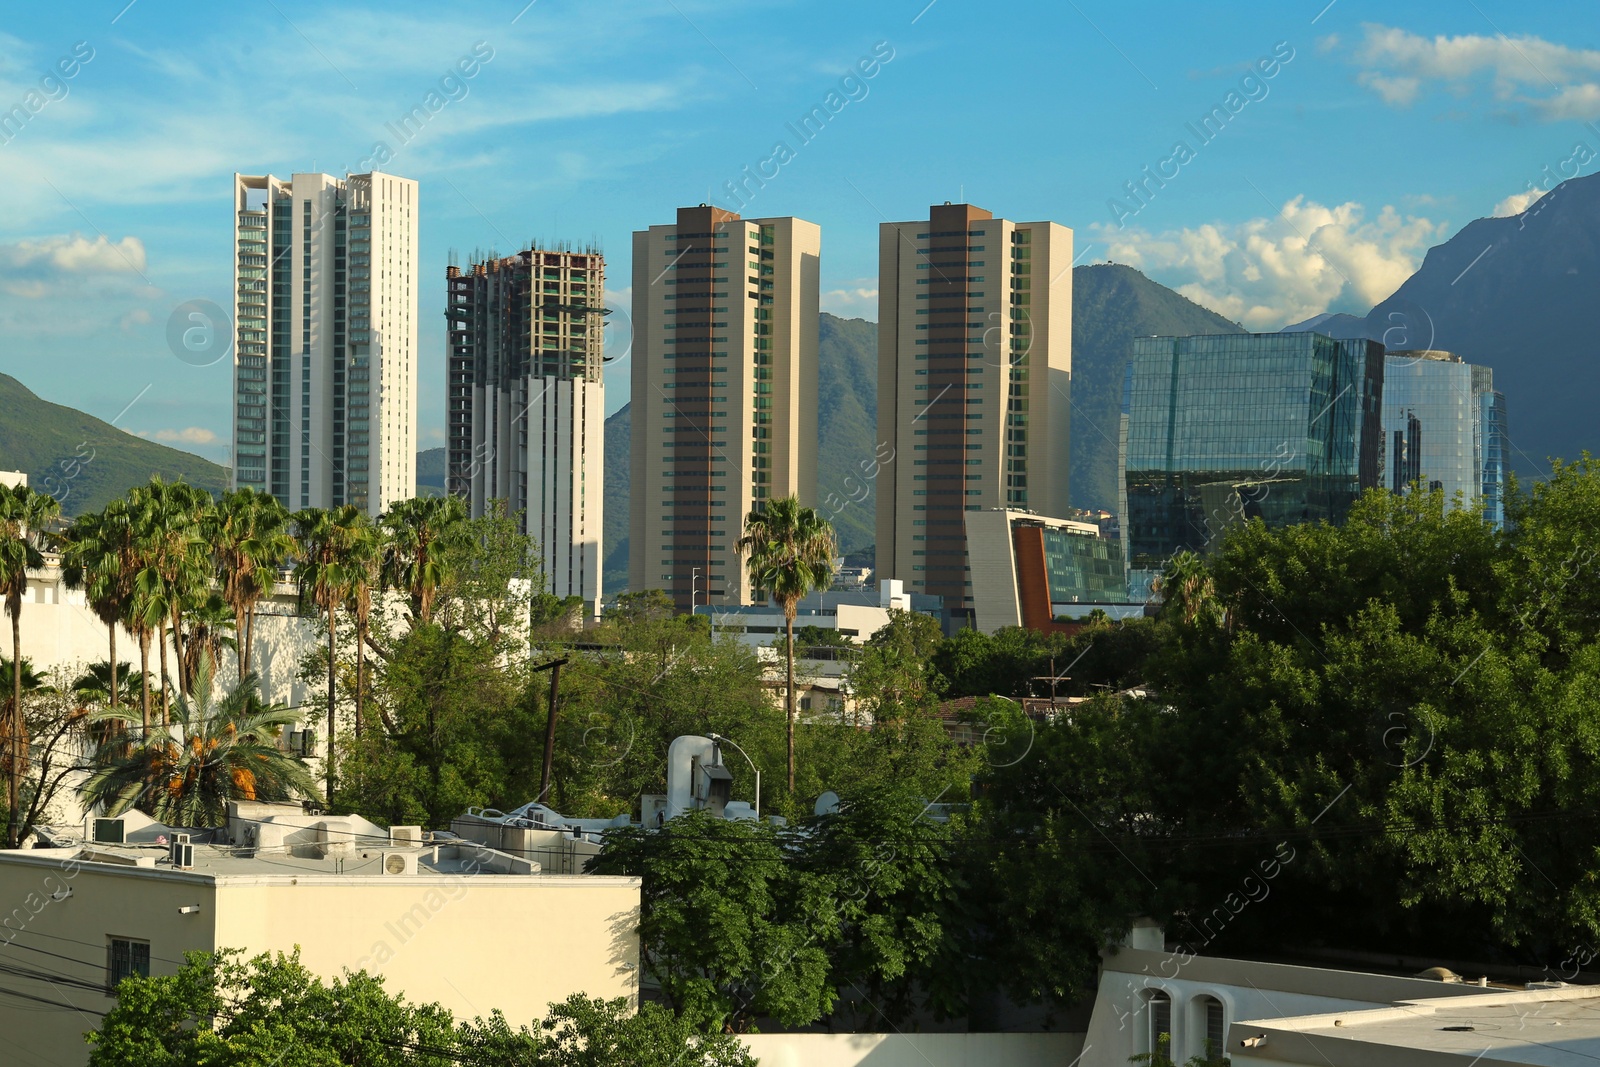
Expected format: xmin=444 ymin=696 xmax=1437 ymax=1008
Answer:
xmin=381 ymin=852 xmax=418 ymax=876
xmin=389 ymin=826 xmax=423 ymax=848
xmin=170 ymin=833 xmax=194 ymax=870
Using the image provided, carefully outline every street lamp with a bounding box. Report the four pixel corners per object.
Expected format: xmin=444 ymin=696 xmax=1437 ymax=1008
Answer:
xmin=708 ymin=732 xmax=760 ymax=821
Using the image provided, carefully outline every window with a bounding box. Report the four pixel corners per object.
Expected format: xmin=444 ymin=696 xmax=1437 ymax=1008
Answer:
xmin=108 ymin=938 xmax=150 ymax=991
xmin=1201 ymin=996 xmax=1226 ymax=1059
xmin=1147 ymin=990 xmax=1172 ymax=1061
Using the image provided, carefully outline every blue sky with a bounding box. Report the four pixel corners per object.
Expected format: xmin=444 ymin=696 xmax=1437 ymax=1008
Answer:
xmin=1 ymin=0 xmax=1598 ymax=464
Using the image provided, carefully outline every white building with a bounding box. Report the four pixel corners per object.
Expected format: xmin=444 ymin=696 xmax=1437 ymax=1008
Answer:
xmin=1 ymin=801 xmax=639 ymax=1067
xmin=1086 ymin=922 xmax=1547 ymax=1066
xmin=446 ymin=247 xmax=605 ymax=614
xmin=1232 ymin=985 xmax=1600 ymax=1065
xmin=232 ymin=171 xmax=419 ymax=516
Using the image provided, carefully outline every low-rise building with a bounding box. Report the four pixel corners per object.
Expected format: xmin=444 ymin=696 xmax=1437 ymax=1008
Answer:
xmin=1 ymin=802 xmax=639 ymax=1067
xmin=1087 ymin=922 xmax=1560 ymax=1066
xmin=966 ymin=509 xmax=1129 ymax=634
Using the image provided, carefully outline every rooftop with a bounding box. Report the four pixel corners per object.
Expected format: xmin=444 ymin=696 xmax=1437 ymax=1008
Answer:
xmin=1237 ymin=986 xmax=1600 ymax=1066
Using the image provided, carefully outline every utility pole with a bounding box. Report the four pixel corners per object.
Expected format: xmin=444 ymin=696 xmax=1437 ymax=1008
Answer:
xmin=530 ymin=657 xmax=569 ymax=806
xmin=690 ymin=567 xmax=699 ymax=613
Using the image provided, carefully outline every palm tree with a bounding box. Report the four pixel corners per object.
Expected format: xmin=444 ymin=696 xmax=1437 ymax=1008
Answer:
xmin=1155 ymin=550 xmax=1223 ymax=628
xmin=343 ymin=523 xmax=384 ymax=738
xmin=60 ymin=501 xmax=139 ymax=716
xmin=737 ymin=496 xmax=836 ymax=792
xmin=379 ymin=495 xmax=468 ymax=626
xmin=143 ymin=480 xmax=213 ymax=701
xmin=126 ymin=479 xmax=210 ymax=722
xmin=208 ymin=488 xmax=294 ymax=681
xmin=71 ymin=661 xmax=142 ymax=752
xmin=78 ymin=657 xmax=321 ymax=828
xmin=0 ymin=484 xmax=61 ymax=847
xmin=179 ymin=592 xmax=237 ymax=694
xmin=293 ymin=504 xmax=370 ymax=799
xmin=0 ymin=656 xmax=52 ymax=798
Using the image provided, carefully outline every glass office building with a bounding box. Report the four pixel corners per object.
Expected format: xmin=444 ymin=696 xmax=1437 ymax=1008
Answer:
xmin=1382 ymin=351 xmax=1508 ymax=527
xmin=1123 ymin=333 xmax=1384 ymax=592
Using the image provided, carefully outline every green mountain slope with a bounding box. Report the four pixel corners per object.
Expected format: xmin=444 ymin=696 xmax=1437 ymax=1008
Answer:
xmin=602 ymin=403 xmax=631 ymax=593
xmin=1068 ymin=264 xmax=1246 ymax=512
xmin=0 ymin=373 xmax=228 ymax=515
xmin=600 ymin=313 xmax=880 ymax=595
xmin=416 ymin=446 xmax=446 ymax=497
xmin=814 ymin=314 xmax=878 ymax=558
xmin=596 ymin=274 xmax=1243 ymax=592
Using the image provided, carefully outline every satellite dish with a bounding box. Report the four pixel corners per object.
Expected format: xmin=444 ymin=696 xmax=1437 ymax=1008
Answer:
xmin=814 ymin=791 xmax=840 ymax=816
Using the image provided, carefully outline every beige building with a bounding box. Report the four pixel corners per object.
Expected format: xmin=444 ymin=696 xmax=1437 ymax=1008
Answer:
xmin=630 ymin=205 xmax=820 ymax=611
xmin=232 ymin=171 xmax=419 ymax=516
xmin=0 ymin=803 xmax=639 ymax=1066
xmin=875 ymin=203 xmax=1072 ymax=627
xmin=446 ymin=247 xmax=606 ymax=614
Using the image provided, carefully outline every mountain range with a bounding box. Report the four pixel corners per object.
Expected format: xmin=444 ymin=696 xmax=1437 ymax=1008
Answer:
xmin=12 ymin=175 xmax=1600 ymax=585
xmin=1280 ymin=169 xmax=1600 ymax=482
xmin=0 ymin=373 xmax=228 ymax=514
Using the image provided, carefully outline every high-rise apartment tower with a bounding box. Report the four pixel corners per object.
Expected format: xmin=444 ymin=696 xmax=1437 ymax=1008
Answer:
xmin=445 ymin=246 xmax=606 ymax=614
xmin=231 ymin=171 xmax=419 ymax=515
xmin=630 ymin=206 xmax=820 ymax=612
xmin=875 ymin=203 xmax=1073 ymax=627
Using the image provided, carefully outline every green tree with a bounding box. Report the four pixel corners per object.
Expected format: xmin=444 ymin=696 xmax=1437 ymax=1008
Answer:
xmin=738 ymin=496 xmax=837 ymax=792
xmin=0 ymin=482 xmax=60 ymax=847
xmin=459 ymin=996 xmax=756 ymax=1067
xmin=590 ymin=808 xmax=840 ymax=1031
xmin=87 ymin=949 xmax=459 ymax=1067
xmin=380 ymin=495 xmax=468 ymax=628
xmin=78 ymin=659 xmax=320 ymax=827
xmin=61 ymin=499 xmax=140 ymax=716
xmin=88 ymin=949 xmax=756 ymax=1067
xmin=208 ymin=487 xmax=295 ymax=681
xmin=849 ymin=609 xmax=946 ymax=725
xmin=293 ymin=504 xmax=371 ymax=799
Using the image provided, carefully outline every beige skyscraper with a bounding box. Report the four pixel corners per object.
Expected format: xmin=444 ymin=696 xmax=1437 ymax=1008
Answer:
xmin=630 ymin=205 xmax=820 ymax=611
xmin=231 ymin=171 xmax=419 ymax=515
xmin=446 ymin=246 xmax=606 ymax=615
xmin=875 ymin=202 xmax=1072 ymax=626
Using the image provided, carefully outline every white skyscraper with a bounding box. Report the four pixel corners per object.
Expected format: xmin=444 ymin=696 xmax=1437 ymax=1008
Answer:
xmin=231 ymin=171 xmax=419 ymax=515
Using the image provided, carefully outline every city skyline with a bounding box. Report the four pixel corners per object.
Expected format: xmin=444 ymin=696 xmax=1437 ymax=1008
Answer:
xmin=3 ymin=2 xmax=1599 ymax=464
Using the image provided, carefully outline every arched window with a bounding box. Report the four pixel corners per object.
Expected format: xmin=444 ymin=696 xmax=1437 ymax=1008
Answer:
xmin=1146 ymin=989 xmax=1172 ymax=1060
xmin=1196 ymin=994 xmax=1226 ymax=1060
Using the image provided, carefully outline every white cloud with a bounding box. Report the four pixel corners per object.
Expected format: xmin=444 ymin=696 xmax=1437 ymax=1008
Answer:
xmin=145 ymin=427 xmax=217 ymax=445
xmin=1342 ymin=23 xmax=1600 ymax=120
xmin=1097 ymin=197 xmax=1443 ymax=330
xmin=118 ymin=308 xmax=152 ymax=331
xmin=1492 ymin=188 xmax=1547 ymax=217
xmin=821 ymin=285 xmax=878 ymax=319
xmin=0 ymin=233 xmax=147 ymax=275
xmin=1357 ymin=71 xmax=1421 ymax=106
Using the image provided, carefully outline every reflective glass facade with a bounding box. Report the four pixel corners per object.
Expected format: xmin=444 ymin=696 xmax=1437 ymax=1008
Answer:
xmin=1382 ymin=352 xmax=1507 ymax=527
xmin=1040 ymin=524 xmax=1126 ymax=604
xmin=1123 ymin=333 xmax=1384 ymax=580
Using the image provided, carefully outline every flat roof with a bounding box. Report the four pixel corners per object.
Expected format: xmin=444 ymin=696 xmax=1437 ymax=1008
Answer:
xmin=1236 ymin=987 xmax=1600 ymax=1066
xmin=3 ymin=842 xmax=635 ymax=887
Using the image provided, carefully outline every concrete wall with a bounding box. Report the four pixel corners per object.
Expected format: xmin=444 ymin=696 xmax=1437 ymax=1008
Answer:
xmin=740 ymin=1033 xmax=1084 ymax=1067
xmin=0 ymin=850 xmax=222 ymax=1067
xmin=215 ymin=873 xmax=640 ymax=1027
xmin=0 ymin=850 xmax=640 ymax=1067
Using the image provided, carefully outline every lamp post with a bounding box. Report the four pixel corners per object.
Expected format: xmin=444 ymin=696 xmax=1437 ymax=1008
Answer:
xmin=708 ymin=732 xmax=760 ymax=821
